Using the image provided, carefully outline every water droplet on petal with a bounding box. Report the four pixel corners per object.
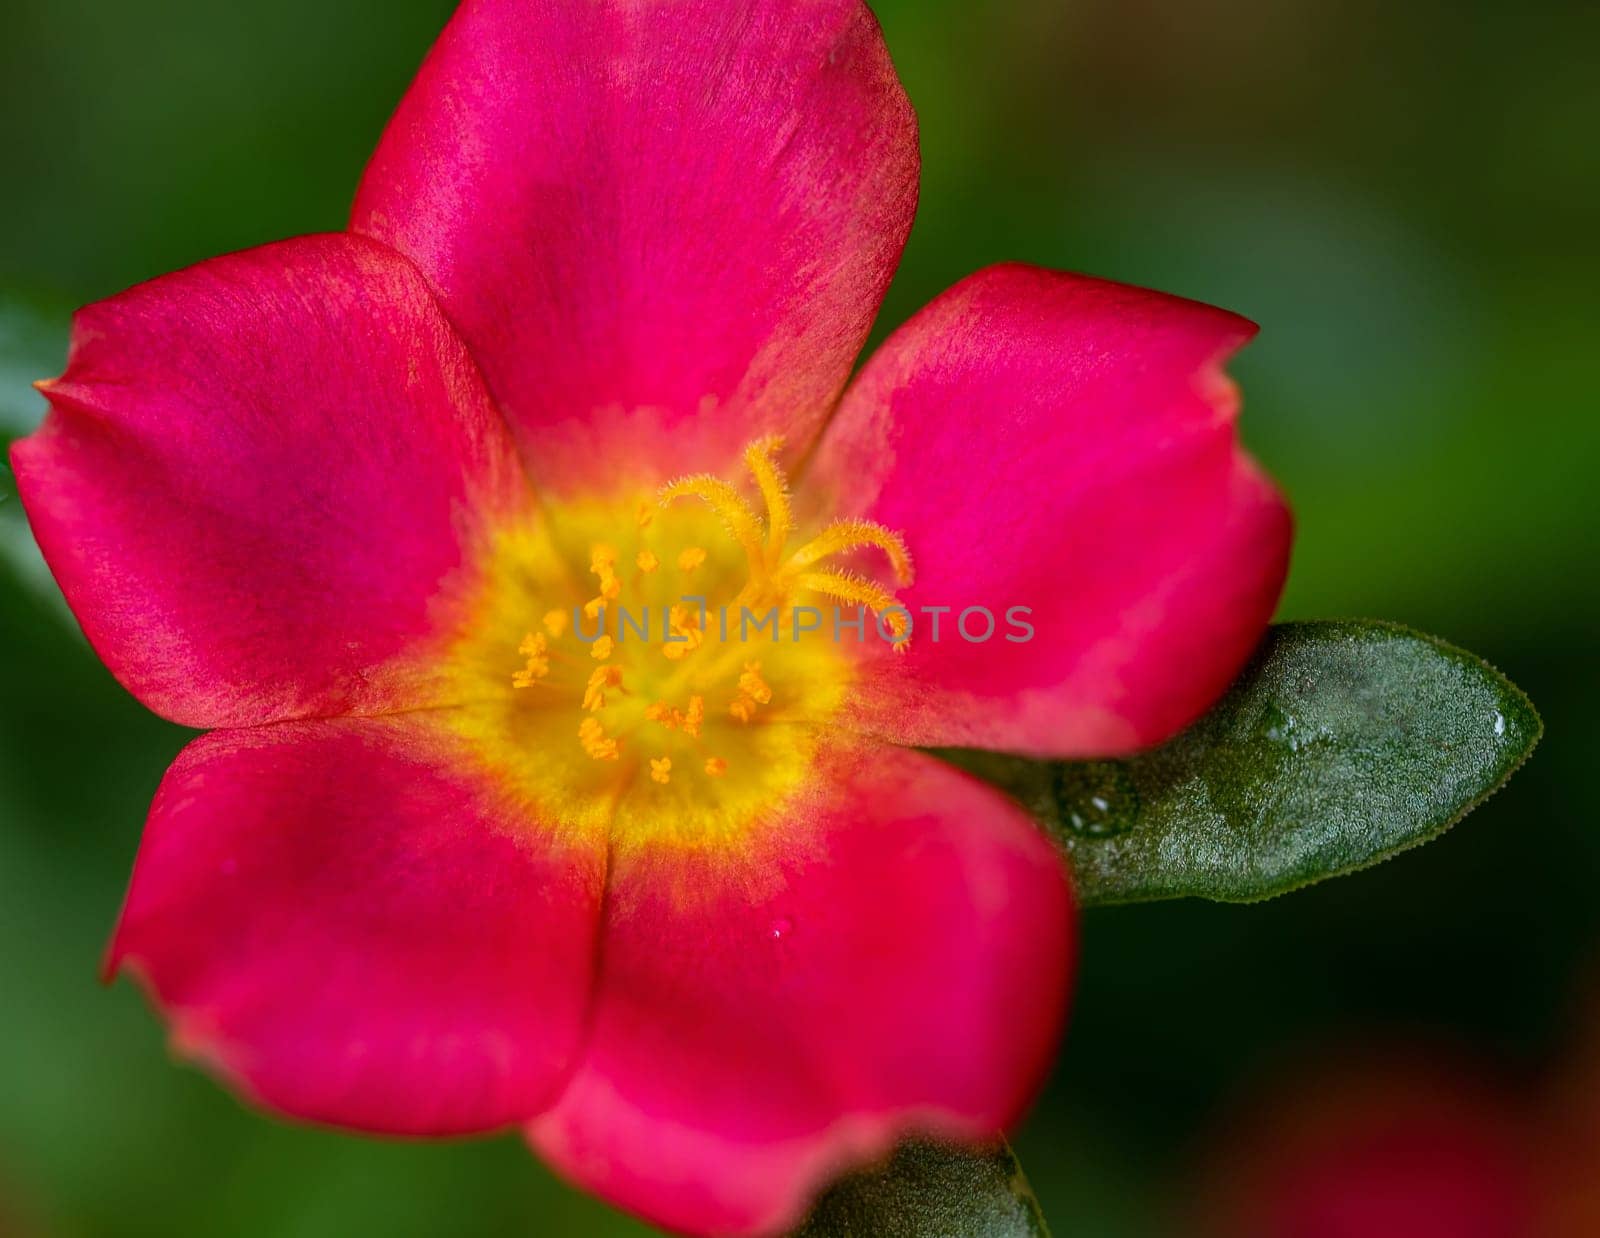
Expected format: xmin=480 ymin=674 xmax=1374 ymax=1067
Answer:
xmin=768 ymin=916 xmax=792 ymax=941
xmin=1493 ymin=711 xmax=1506 ymax=737
xmin=1054 ymin=762 xmax=1139 ymax=838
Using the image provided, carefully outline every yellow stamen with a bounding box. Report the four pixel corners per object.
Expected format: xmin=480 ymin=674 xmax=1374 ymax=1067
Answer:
xmin=542 ymin=609 xmax=569 ymax=638
xmin=589 ymin=544 xmax=622 ymax=604
xmin=591 ymin=635 xmax=615 ymax=661
xmin=785 ymin=518 xmax=914 ymax=587
xmin=512 ymin=632 xmax=550 ymax=687
xmin=650 ymin=757 xmax=672 ymax=784
xmin=728 ymin=662 xmax=774 ymax=722
xmin=583 ymin=665 xmax=622 ymax=712
xmin=636 ymin=549 xmax=660 ymax=573
xmin=704 ymin=756 xmax=728 ymax=778
xmin=737 ymin=661 xmax=773 ymax=705
xmin=644 ymin=700 xmax=681 ymax=729
xmin=677 ymin=546 xmax=707 ymax=573
xmin=578 ymin=717 xmax=620 ymax=761
xmin=661 ymin=604 xmax=704 ymax=662
xmin=659 ymin=475 xmax=767 ymax=578
xmin=744 ymin=436 xmax=791 ymax=560
xmin=642 ymin=692 xmax=705 ymax=735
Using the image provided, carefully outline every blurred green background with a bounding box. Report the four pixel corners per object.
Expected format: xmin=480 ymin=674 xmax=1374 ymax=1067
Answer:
xmin=1 ymin=1 xmax=1595 ymax=1234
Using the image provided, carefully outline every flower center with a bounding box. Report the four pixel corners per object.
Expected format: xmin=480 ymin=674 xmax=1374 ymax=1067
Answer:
xmin=445 ymin=439 xmax=913 ymax=851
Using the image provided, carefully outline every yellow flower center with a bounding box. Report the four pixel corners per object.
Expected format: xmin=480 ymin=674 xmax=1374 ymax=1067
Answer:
xmin=444 ymin=438 xmax=912 ymax=852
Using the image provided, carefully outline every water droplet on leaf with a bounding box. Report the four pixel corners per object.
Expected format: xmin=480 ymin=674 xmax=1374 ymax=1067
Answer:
xmin=1054 ymin=762 xmax=1139 ymax=838
xmin=1257 ymin=701 xmax=1331 ymax=754
xmin=1261 ymin=701 xmax=1296 ymax=746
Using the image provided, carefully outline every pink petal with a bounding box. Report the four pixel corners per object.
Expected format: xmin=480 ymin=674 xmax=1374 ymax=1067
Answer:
xmin=11 ymin=234 xmax=529 ymax=728
xmin=527 ymin=745 xmax=1073 ymax=1237
xmin=351 ymin=0 xmax=918 ymax=495
xmin=808 ymin=264 xmax=1293 ymax=757
xmin=108 ymin=718 xmax=605 ymax=1137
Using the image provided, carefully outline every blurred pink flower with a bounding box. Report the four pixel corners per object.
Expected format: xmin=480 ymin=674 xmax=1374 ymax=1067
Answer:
xmin=1192 ymin=1050 xmax=1538 ymax=1238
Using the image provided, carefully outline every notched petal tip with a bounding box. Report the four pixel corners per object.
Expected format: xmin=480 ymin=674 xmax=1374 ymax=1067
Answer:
xmin=350 ymin=0 xmax=920 ymax=493
xmin=11 ymin=234 xmax=532 ymax=730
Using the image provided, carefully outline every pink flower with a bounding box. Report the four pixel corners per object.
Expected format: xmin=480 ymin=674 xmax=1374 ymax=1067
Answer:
xmin=1191 ymin=1054 xmax=1538 ymax=1238
xmin=11 ymin=1 xmax=1290 ymax=1234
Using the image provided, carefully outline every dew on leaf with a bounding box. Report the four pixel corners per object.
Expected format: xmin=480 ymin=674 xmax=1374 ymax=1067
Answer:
xmin=1053 ymin=761 xmax=1139 ymax=838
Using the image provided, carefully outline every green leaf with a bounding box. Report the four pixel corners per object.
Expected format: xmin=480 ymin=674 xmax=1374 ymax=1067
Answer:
xmin=938 ymin=620 xmax=1541 ymax=906
xmin=794 ymin=1140 xmax=1050 ymax=1238
xmin=0 ymin=291 xmax=67 ymax=442
xmin=0 ymin=292 xmax=71 ymax=605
